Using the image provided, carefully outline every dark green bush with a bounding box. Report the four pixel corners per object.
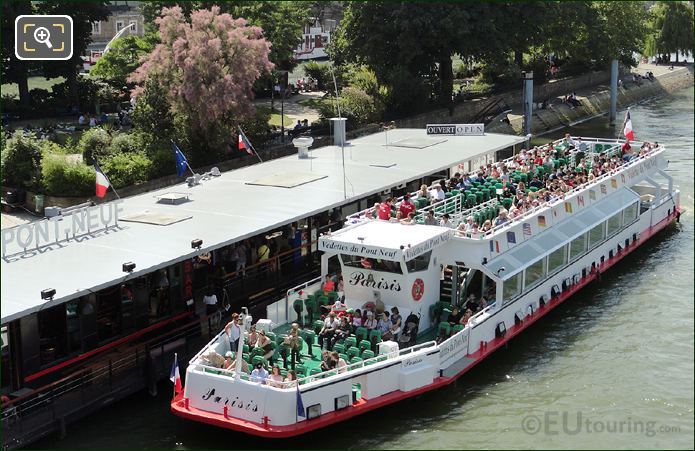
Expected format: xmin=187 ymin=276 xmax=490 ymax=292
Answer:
xmin=0 ymin=131 xmax=43 ymax=190
xmin=78 ymin=127 xmax=113 ymax=164
xmin=110 ymin=132 xmax=143 ymax=154
xmin=41 ymin=154 xmax=94 ymax=197
xmin=102 ymin=152 xmax=152 ymax=188
xmin=148 ymin=146 xmax=176 ymax=179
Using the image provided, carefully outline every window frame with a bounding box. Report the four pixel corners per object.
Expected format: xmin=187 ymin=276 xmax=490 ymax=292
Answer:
xmin=569 ymin=232 xmax=588 ymax=262
xmin=502 ymin=272 xmax=521 ymax=304
xmin=588 ymin=222 xmax=606 ymax=249
xmin=524 ymin=258 xmax=546 ymax=291
xmin=547 ymin=245 xmax=568 ymax=275
xmin=92 ymin=21 xmax=101 ymax=34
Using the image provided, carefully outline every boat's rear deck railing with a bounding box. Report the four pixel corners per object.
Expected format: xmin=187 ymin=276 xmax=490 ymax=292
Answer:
xmin=189 ymin=340 xmax=439 ymax=390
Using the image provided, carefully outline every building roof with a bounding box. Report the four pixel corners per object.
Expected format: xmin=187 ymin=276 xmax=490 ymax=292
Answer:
xmin=1 ymin=129 xmax=524 ymax=324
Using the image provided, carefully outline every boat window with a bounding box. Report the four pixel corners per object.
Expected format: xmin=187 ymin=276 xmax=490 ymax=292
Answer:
xmin=406 ymin=251 xmax=431 ymax=273
xmin=524 ymin=258 xmax=546 ymax=290
xmin=569 ymin=233 xmax=588 ymax=262
xmin=623 ymin=202 xmax=638 ymax=223
xmin=606 ymin=212 xmax=622 ymax=237
xmin=547 ymin=245 xmax=567 ymax=274
xmin=341 ymin=254 xmax=403 ymax=274
xmin=503 ymin=272 xmax=521 ymax=304
xmin=588 ymin=222 xmax=606 ymax=249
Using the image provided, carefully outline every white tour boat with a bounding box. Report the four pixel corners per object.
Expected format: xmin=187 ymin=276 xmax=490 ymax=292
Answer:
xmin=172 ymin=136 xmax=682 ymax=437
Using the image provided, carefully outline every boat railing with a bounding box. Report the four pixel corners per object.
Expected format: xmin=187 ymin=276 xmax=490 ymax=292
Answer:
xmin=190 ymin=340 xmax=439 ymax=390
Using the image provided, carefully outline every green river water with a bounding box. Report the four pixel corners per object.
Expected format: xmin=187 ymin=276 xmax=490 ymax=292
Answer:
xmin=34 ymin=88 xmax=694 ymax=450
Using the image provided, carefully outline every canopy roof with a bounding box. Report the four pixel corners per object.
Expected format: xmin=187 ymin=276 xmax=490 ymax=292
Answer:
xmin=319 ymin=221 xmax=454 ymax=261
xmin=486 ymin=188 xmax=640 ymax=279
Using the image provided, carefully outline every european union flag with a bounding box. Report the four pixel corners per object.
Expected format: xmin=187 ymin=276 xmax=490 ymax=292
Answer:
xmin=296 ymin=386 xmax=305 ymax=418
xmin=172 ymin=141 xmax=189 ymax=177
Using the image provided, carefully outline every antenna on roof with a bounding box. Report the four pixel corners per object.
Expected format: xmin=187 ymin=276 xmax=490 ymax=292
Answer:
xmin=328 ymin=62 xmax=347 ymax=200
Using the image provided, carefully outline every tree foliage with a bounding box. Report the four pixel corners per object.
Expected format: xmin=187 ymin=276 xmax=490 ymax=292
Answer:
xmin=90 ymin=33 xmax=159 ymax=89
xmin=129 ymin=6 xmax=273 ymax=164
xmin=646 ymin=1 xmax=694 ymax=62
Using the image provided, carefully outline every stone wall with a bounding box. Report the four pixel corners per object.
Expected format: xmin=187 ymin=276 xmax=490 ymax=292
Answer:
xmin=497 ymin=65 xmax=694 ymax=135
xmin=393 ymin=70 xmax=615 ymax=129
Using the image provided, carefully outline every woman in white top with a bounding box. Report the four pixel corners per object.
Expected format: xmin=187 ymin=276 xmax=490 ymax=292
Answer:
xmin=363 ymin=311 xmax=377 ymax=330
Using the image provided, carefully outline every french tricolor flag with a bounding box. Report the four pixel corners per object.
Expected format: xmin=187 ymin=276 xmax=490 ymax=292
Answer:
xmin=623 ymin=110 xmax=634 ymax=142
xmin=94 ymin=161 xmax=111 ymax=198
xmin=238 ymin=127 xmax=254 ymax=155
xmin=170 ymin=353 xmax=182 ymax=396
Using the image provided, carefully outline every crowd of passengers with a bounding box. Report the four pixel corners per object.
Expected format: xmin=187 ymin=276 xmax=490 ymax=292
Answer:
xmin=200 ymin=274 xmax=404 ymax=386
xmin=359 ymin=135 xmax=659 ymax=237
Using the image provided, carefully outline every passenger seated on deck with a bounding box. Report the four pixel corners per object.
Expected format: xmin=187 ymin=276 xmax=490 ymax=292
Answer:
xmin=351 ymin=309 xmax=363 ymax=330
xmin=447 ymin=307 xmax=463 ymax=326
xmin=379 ymin=311 xmax=393 ymax=341
xmin=267 ymin=365 xmax=284 ymax=388
xmin=494 ymin=209 xmax=509 ymax=226
xmin=460 ymin=309 xmax=474 ymax=326
xmin=331 ymin=316 xmax=351 ymax=348
xmin=255 ymin=330 xmax=275 ymax=362
xmin=320 ymin=350 xmax=337 ymax=372
xmin=400 ymin=212 xmax=417 ymax=225
xmin=424 ymin=210 xmax=438 ymax=226
xmin=389 ymin=307 xmax=402 ymax=341
xmin=223 ymin=351 xmax=234 ymax=369
xmin=251 ymin=362 xmax=269 ymax=384
xmin=333 ymin=352 xmax=348 ymax=373
xmin=246 ymin=324 xmax=258 ymax=348
xmin=318 ymin=312 xmax=340 ymax=350
xmin=229 ymin=355 xmax=250 ymax=373
xmin=363 ymin=310 xmax=377 ymax=330
xmin=284 ymin=370 xmax=298 ymax=387
xmin=331 ymin=298 xmax=347 ymax=315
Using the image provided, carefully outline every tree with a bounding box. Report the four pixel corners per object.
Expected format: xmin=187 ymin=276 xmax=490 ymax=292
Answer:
xmin=129 ymin=6 xmax=273 ymax=164
xmin=2 ymin=0 xmax=34 ymax=106
xmin=90 ymin=33 xmax=158 ymax=89
xmin=649 ymin=1 xmax=694 ymax=63
xmin=36 ymin=1 xmax=109 ymax=109
xmin=334 ymin=2 xmax=504 ymax=113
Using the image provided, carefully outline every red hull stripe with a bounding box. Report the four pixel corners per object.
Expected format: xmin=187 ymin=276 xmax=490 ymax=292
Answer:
xmin=25 ymin=311 xmax=193 ymax=383
xmin=171 ymin=209 xmax=681 ymax=437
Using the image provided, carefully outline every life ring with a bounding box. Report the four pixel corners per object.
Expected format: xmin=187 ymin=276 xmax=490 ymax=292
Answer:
xmin=411 ymin=278 xmax=424 ymax=301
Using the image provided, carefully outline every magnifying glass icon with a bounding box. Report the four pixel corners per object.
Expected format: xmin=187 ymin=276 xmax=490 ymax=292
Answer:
xmin=33 ymin=27 xmax=53 ymax=49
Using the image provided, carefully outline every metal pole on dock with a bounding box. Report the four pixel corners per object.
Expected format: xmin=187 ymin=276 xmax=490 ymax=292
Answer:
xmin=522 ymin=71 xmax=534 ymax=137
xmin=609 ymin=59 xmax=618 ymax=125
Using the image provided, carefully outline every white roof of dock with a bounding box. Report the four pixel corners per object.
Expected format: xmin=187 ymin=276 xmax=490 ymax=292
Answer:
xmin=1 ymin=129 xmax=524 ymax=324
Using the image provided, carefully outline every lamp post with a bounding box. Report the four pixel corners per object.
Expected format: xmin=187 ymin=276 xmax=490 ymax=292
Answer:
xmin=102 ymin=22 xmax=136 ymax=55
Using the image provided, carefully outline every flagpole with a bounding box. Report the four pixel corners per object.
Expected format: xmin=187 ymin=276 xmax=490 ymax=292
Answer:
xmin=171 ymin=140 xmax=196 ymax=176
xmin=238 ymin=127 xmax=264 ymax=164
xmin=94 ymin=157 xmax=120 ymax=199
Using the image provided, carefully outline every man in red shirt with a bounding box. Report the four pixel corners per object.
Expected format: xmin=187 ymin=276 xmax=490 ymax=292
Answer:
xmin=398 ymin=194 xmax=416 ymax=218
xmin=377 ymin=197 xmax=393 ymax=220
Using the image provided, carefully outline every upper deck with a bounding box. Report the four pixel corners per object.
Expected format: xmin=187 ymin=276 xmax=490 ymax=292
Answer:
xmin=346 ymin=138 xmax=667 ymax=248
xmin=1 ymin=129 xmax=524 ymax=324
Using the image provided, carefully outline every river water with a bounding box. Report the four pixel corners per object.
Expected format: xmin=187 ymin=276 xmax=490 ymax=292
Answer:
xmin=34 ymin=88 xmax=694 ymax=450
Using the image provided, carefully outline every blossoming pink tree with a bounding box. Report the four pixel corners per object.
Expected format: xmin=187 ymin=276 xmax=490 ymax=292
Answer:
xmin=129 ymin=6 xmax=273 ymax=159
